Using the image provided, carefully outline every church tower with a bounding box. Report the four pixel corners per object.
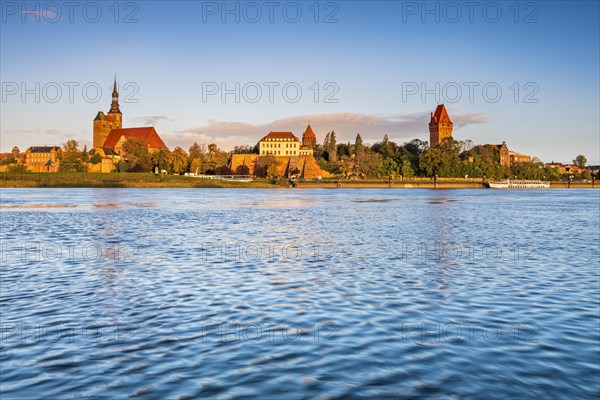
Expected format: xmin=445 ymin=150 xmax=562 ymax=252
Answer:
xmin=428 ymin=104 xmax=453 ymax=148
xmin=107 ymin=77 xmax=122 ymax=129
xmin=93 ymin=77 xmax=123 ymax=148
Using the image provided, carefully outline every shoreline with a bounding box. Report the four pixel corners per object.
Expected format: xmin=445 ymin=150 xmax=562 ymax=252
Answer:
xmin=0 ymin=174 xmax=597 ymax=189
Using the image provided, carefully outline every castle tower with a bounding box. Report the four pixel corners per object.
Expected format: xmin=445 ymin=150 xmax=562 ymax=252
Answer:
xmin=302 ymin=123 xmax=317 ymax=149
xmin=93 ymin=77 xmax=122 ymax=148
xmin=428 ymin=104 xmax=453 ymax=148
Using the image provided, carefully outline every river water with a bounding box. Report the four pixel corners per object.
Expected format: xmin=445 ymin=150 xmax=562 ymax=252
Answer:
xmin=1 ymin=188 xmax=599 ymax=399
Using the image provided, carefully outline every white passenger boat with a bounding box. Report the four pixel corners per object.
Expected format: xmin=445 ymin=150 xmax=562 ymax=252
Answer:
xmin=488 ymin=180 xmax=550 ymax=189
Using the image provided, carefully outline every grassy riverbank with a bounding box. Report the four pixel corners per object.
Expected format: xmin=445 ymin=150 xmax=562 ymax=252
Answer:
xmin=0 ymin=172 xmax=282 ymax=188
xmin=0 ymin=172 xmax=597 ymax=189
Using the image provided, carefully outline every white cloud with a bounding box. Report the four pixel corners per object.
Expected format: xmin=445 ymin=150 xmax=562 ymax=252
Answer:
xmin=133 ymin=115 xmax=174 ymax=126
xmin=161 ymin=111 xmax=489 ymax=151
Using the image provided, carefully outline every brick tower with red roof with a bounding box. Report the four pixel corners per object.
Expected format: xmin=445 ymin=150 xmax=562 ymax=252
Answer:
xmin=428 ymin=104 xmax=453 ymax=148
xmin=302 ymin=123 xmax=317 ymax=150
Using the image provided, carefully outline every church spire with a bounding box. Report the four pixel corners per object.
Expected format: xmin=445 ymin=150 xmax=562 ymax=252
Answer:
xmin=112 ymin=76 xmax=118 ymax=96
xmin=109 ymin=76 xmax=121 ymax=114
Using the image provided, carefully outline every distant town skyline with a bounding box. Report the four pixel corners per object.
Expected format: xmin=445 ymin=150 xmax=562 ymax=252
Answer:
xmin=1 ymin=1 xmax=598 ymax=164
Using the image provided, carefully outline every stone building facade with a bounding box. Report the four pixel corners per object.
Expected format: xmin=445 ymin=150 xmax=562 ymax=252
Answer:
xmin=24 ymin=146 xmax=62 ymax=172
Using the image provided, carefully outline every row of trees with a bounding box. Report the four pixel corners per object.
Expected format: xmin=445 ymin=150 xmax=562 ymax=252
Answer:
xmin=43 ymin=139 xmax=233 ymax=175
xmin=117 ymin=139 xmax=231 ymax=174
xmin=316 ymin=133 xmax=594 ymax=180
xmin=10 ymin=136 xmax=592 ymax=181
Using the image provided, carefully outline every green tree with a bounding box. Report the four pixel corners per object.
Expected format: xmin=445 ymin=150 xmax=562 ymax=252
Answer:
xmin=151 ymin=148 xmax=172 ymax=173
xmin=313 ymin=144 xmax=325 ymax=160
xmin=354 ymin=152 xmax=381 ymax=178
xmin=510 ymin=162 xmax=545 ymax=180
xmin=202 ymin=144 xmax=229 ymax=174
xmin=574 ymin=155 xmax=587 ymax=169
xmin=233 ymin=144 xmax=258 ymax=154
xmin=419 ymin=147 xmax=443 ymax=177
xmin=255 ymin=155 xmax=276 ymax=178
xmin=90 ymin=153 xmax=102 ymax=165
xmin=543 ymin=165 xmax=561 ymax=181
xmin=122 ymin=137 xmax=152 ymax=172
xmin=336 ymin=142 xmax=352 ymax=159
xmin=354 ymin=134 xmax=364 ymax=157
xmin=0 ymin=156 xmax=17 ymax=165
xmin=8 ymin=163 xmax=27 ymax=173
xmin=468 ymin=144 xmax=499 ymax=165
xmin=116 ymin=160 xmax=130 ymax=172
xmin=63 ymin=139 xmax=79 ymax=154
xmin=434 ymin=139 xmax=464 ymax=177
xmin=188 ymin=142 xmax=205 ymax=174
xmin=235 ymin=164 xmax=250 ymax=175
xmin=267 ymin=163 xmax=280 ymax=178
xmin=401 ymin=139 xmax=428 ymax=176
xmin=378 ymin=157 xmax=398 ymax=177
xmin=59 ymin=140 xmax=86 ymax=172
xmin=401 ymin=158 xmax=414 ymax=178
xmin=81 ymin=145 xmax=89 ymax=162
xmin=170 ymin=147 xmax=189 ymax=174
xmin=403 ymin=139 xmax=428 ymax=156
xmin=318 ymin=158 xmax=341 ymax=175
xmin=328 ymin=131 xmax=338 ymax=162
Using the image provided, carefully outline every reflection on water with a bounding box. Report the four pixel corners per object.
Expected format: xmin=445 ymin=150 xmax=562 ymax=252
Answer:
xmin=0 ymin=202 xmax=156 ymax=210
xmin=1 ymin=188 xmax=599 ymax=399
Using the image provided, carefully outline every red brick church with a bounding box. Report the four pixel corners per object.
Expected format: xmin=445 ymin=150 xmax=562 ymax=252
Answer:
xmin=92 ymin=78 xmax=168 ymax=156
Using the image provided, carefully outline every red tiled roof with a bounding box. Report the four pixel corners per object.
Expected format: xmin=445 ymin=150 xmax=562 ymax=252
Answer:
xmin=28 ymin=146 xmax=61 ymax=153
xmin=303 ymin=123 xmax=316 ymax=138
xmin=431 ymin=104 xmax=453 ymax=125
xmin=260 ymin=131 xmax=300 ymax=142
xmin=103 ymin=127 xmax=168 ymax=149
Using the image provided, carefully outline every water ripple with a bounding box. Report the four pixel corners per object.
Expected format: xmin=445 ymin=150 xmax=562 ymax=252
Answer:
xmin=1 ymin=188 xmax=598 ymax=399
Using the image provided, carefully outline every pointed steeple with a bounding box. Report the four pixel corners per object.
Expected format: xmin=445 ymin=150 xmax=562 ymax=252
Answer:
xmin=109 ymin=76 xmax=121 ymax=114
xmin=112 ymin=76 xmax=118 ymax=96
xmin=302 ymin=122 xmax=317 ymax=149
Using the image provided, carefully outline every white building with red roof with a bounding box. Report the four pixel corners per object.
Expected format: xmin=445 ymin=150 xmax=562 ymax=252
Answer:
xmin=258 ymin=124 xmax=315 ymax=156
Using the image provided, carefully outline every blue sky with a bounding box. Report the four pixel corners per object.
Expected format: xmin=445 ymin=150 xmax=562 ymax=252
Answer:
xmin=1 ymin=1 xmax=599 ymax=163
